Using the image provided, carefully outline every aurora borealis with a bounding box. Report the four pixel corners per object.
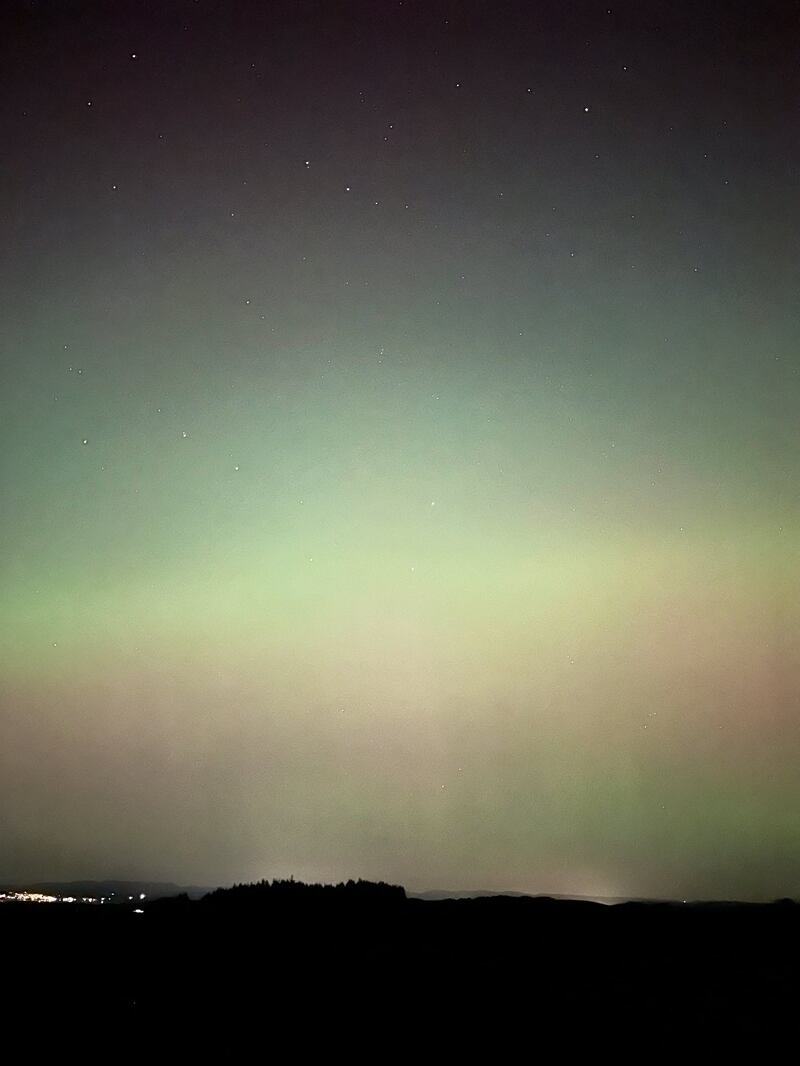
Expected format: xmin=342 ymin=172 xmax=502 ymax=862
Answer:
xmin=1 ymin=0 xmax=798 ymax=900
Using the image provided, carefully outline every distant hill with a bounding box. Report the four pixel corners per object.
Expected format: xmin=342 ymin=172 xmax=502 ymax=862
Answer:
xmin=410 ymin=889 xmax=798 ymax=905
xmin=410 ymin=888 xmax=533 ymax=901
xmin=409 ymin=888 xmax=646 ymax=904
xmin=1 ymin=880 xmax=211 ymax=900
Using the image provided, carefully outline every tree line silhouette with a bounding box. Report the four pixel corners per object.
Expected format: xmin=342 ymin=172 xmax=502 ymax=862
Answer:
xmin=199 ymin=876 xmax=406 ymax=907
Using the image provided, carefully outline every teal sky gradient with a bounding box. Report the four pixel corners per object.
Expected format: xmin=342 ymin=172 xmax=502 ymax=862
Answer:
xmin=1 ymin=0 xmax=798 ymax=899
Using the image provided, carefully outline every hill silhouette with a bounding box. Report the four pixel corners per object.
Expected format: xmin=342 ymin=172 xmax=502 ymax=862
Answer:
xmin=201 ymin=875 xmax=406 ymax=906
xmin=2 ymin=876 xmax=797 ymax=1054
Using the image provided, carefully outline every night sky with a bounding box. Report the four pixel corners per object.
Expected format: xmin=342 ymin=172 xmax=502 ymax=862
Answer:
xmin=1 ymin=0 xmax=798 ymax=900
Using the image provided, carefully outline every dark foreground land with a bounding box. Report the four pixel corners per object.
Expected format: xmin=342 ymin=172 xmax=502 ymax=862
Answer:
xmin=3 ymin=883 xmax=798 ymax=1054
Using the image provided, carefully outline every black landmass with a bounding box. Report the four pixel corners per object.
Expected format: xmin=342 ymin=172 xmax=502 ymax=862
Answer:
xmin=4 ymin=878 xmax=797 ymax=1053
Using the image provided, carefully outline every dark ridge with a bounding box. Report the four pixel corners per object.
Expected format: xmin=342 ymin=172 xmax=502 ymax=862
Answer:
xmin=201 ymin=876 xmax=407 ymax=905
xmin=3 ymin=878 xmax=799 ymax=1052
